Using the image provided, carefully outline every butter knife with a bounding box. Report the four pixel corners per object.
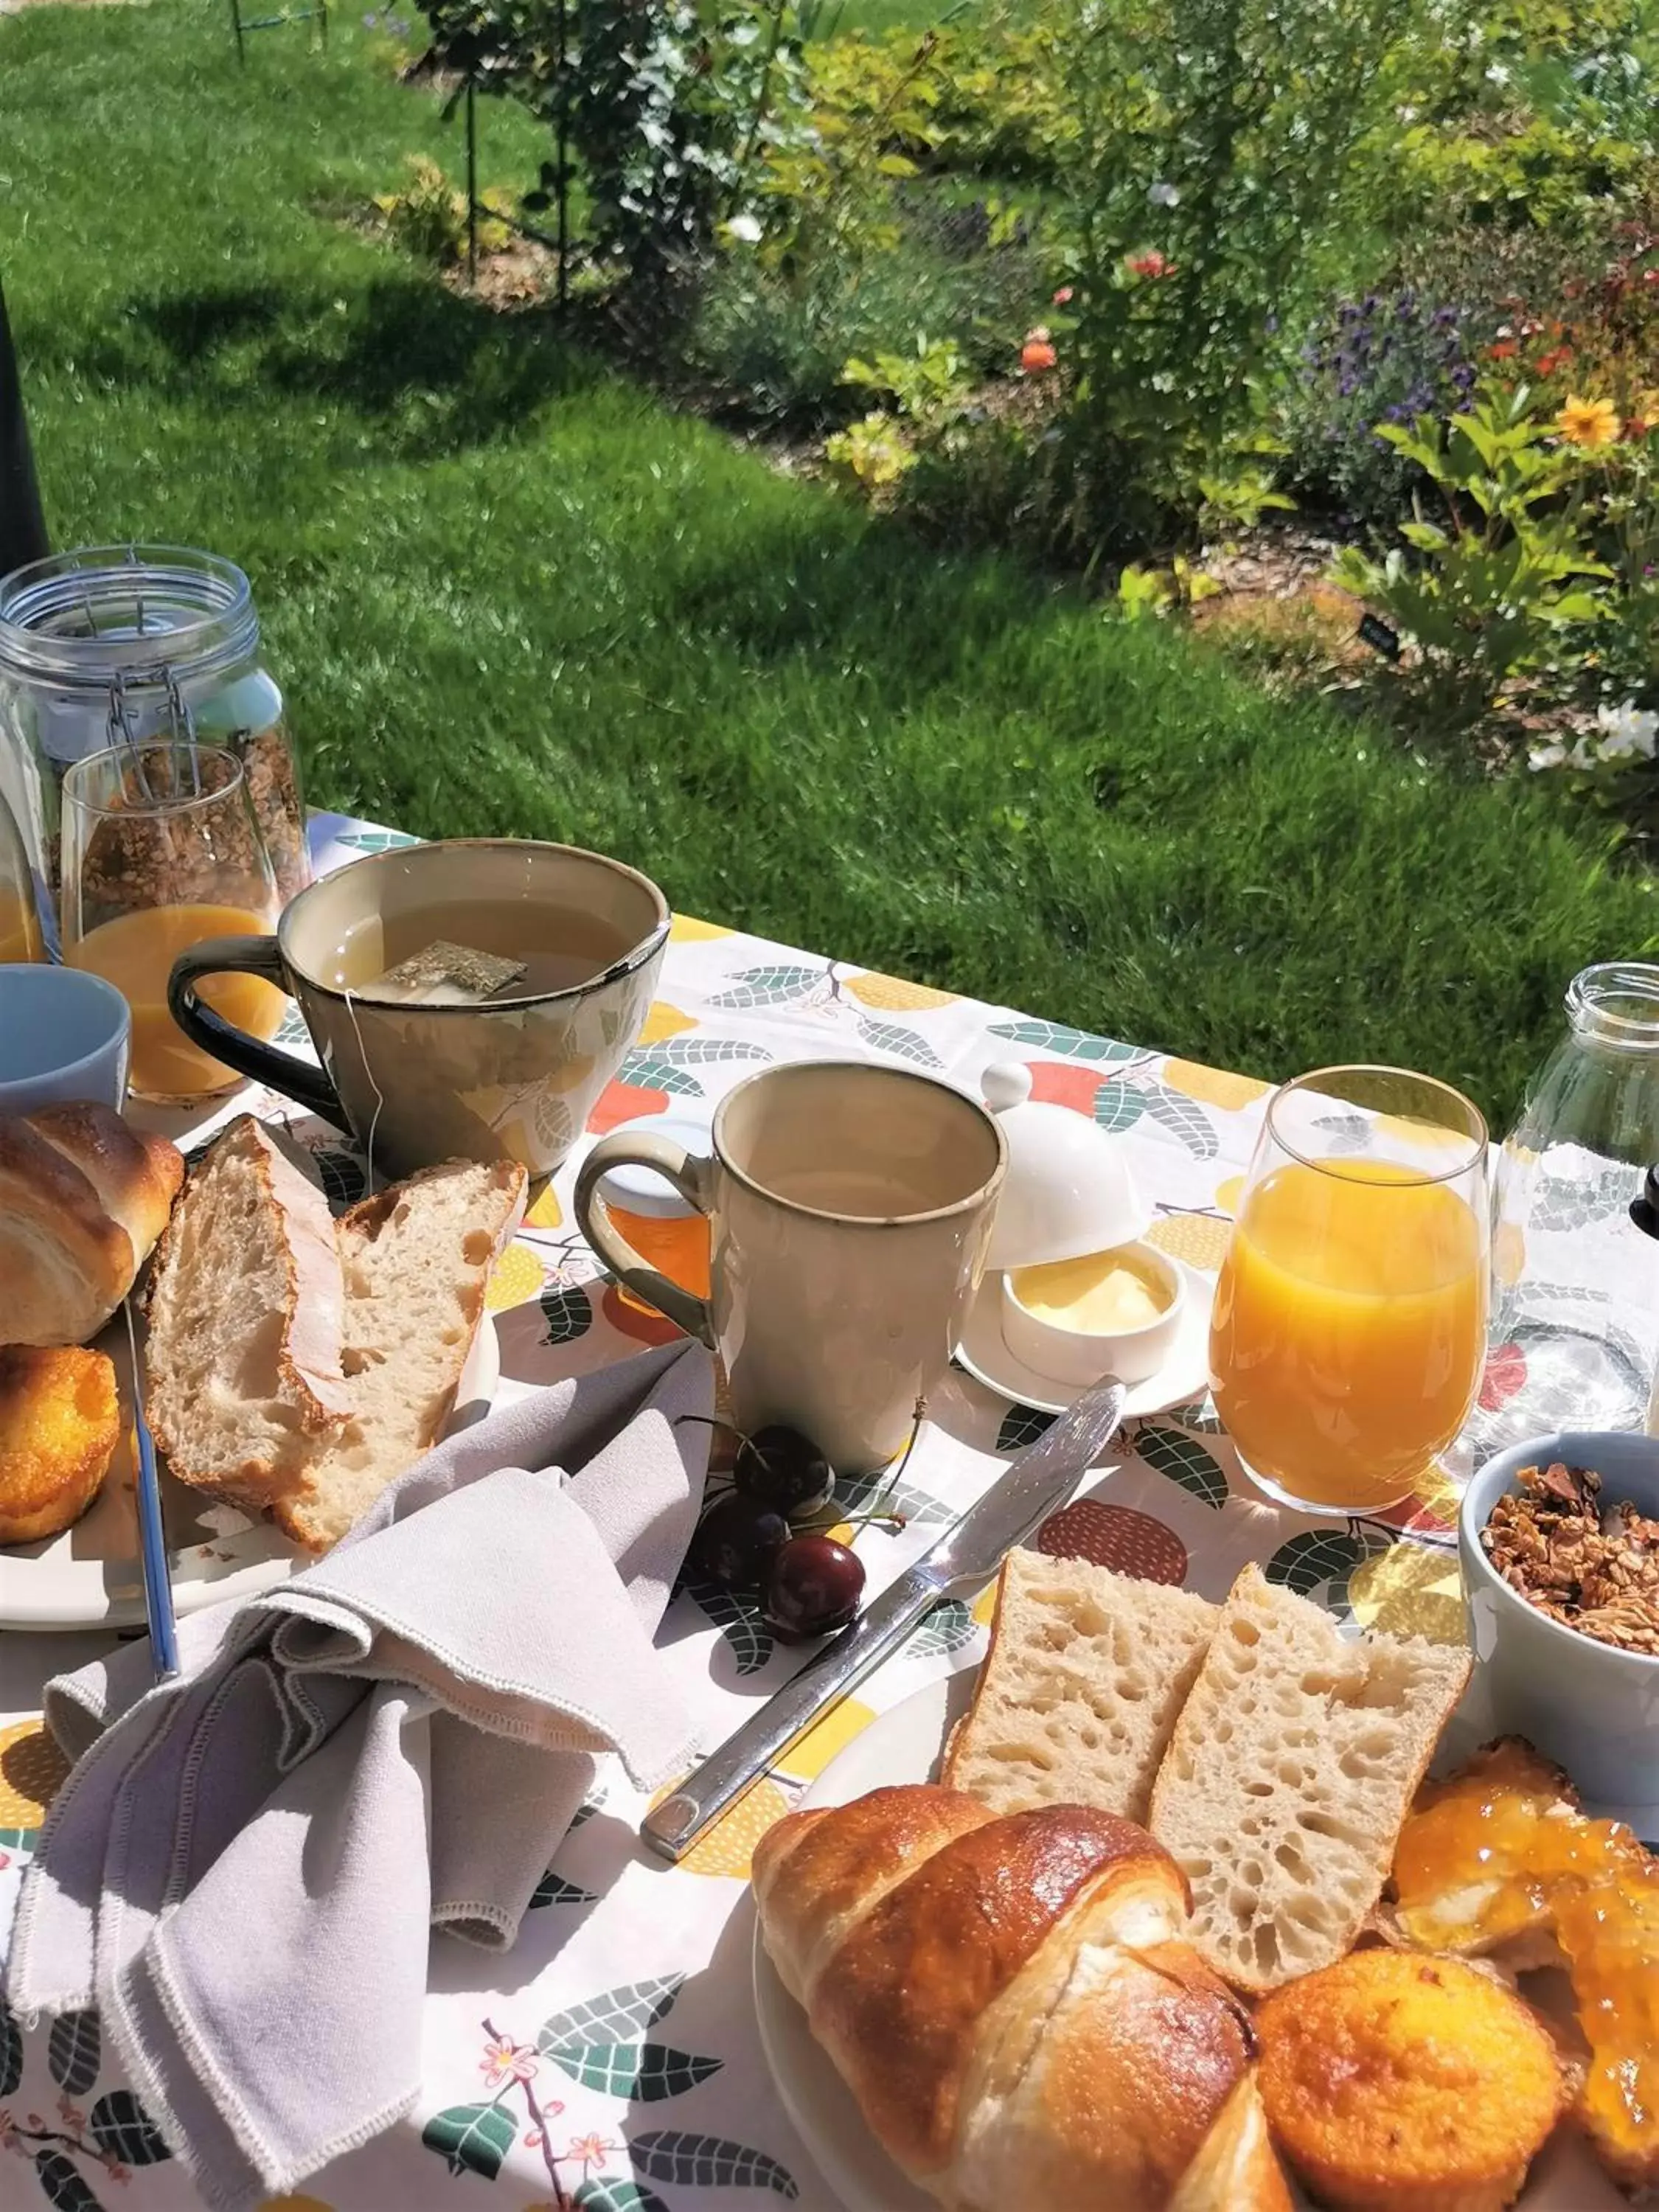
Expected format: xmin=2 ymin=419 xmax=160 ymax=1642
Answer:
xmin=640 ymin=1374 xmax=1127 ymax=1863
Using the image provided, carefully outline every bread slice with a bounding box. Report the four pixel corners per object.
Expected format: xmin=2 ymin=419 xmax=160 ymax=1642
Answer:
xmin=941 ymin=1550 xmax=1219 ymax=1823
xmin=1148 ymin=1563 xmax=1471 ymax=1995
xmin=269 ymin=1158 xmax=526 ymax=1549
xmin=145 ymin=1116 xmax=352 ymax=1506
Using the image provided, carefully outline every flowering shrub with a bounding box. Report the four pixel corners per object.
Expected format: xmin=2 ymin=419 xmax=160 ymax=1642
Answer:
xmin=374 ymin=155 xmax=513 ymax=262
xmin=1531 ymin=701 xmax=1659 ymax=770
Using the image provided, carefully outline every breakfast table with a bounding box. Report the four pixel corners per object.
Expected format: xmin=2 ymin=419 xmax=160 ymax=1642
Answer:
xmin=0 ymin=810 xmax=1488 ymax=2212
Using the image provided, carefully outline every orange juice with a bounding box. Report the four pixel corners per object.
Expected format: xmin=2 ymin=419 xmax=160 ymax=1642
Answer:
xmin=0 ymin=885 xmax=43 ymax=964
xmin=69 ymin=903 xmax=282 ymax=1101
xmin=1211 ymin=1158 xmax=1486 ymax=1511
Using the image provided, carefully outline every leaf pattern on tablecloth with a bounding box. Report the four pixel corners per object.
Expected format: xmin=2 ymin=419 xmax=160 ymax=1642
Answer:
xmin=538 ymin=1980 xmax=683 ymax=2051
xmin=1137 ymin=1083 xmax=1220 ymax=1159
xmin=1165 ymin=1397 xmax=1226 ymax=1434
xmin=46 ymin=2011 xmax=100 ymax=2096
xmin=709 ymin=966 xmax=822 ymax=1009
xmin=910 ymin=1599 xmax=978 ymax=1658
xmin=684 ymin=1580 xmax=774 ymax=1674
xmin=630 ymin=1037 xmax=771 ymax=1065
xmin=997 ymin=1403 xmax=1057 ymax=1450
xmin=1265 ymin=1526 xmax=1392 ymax=1614
xmin=1093 ymin=1082 xmax=1145 ymax=1135
xmin=529 ymin=1871 xmax=599 ymax=1909
xmin=830 ymin=1470 xmax=950 ymax=1526
xmin=1 ymin=1989 xmax=21 ymax=2096
xmin=987 ymin=1019 xmax=1138 ymax=1062
xmin=1133 ymin=1424 xmax=1228 ymax=1509
xmin=629 ymin=2132 xmax=799 ymax=2196
xmin=312 ymin=1149 xmax=367 ymax=1210
xmin=335 ymin=828 xmax=420 ymax=852
xmin=540 ymin=2044 xmax=722 ymax=2099
xmin=540 ymin=1283 xmax=594 ymax=1346
xmin=87 ymin=2091 xmax=170 ymax=2166
xmin=421 ymin=2101 xmax=517 ymax=2180
xmin=617 ymin=1057 xmax=705 ymax=1098
xmin=576 ymin=2183 xmax=670 ymax=2212
xmin=29 ymin=2149 xmax=103 ymax=2212
xmin=1531 ymin=1172 xmax=1630 ymax=1234
xmin=274 ymin=1003 xmax=312 ymax=1048
xmin=853 ymin=1016 xmax=942 ymax=1068
xmin=1312 ymin=1110 xmax=1370 ymax=1155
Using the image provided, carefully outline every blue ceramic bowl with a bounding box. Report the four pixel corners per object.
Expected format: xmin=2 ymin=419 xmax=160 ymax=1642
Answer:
xmin=1461 ymin=1428 xmax=1659 ymax=1806
xmin=0 ymin=963 xmax=131 ymax=1114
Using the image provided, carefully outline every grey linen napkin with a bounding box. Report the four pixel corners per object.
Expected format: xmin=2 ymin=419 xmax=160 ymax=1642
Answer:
xmin=5 ymin=1338 xmax=714 ymax=2212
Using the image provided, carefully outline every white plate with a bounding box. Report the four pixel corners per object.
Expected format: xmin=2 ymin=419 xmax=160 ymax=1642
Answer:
xmin=754 ymin=1676 xmax=1622 ymax=2212
xmin=954 ymin=1261 xmax=1213 ymax=1419
xmin=0 ymin=1316 xmax=499 ymax=1632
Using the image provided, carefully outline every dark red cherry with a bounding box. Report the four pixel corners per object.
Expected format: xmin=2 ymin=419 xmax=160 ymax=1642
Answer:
xmin=690 ymin=1492 xmax=789 ymax=1589
xmin=733 ymin=1424 xmax=835 ymax=1520
xmin=762 ymin=1534 xmax=866 ymax=1641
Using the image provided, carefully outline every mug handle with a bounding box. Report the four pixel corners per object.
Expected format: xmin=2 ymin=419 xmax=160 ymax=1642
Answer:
xmin=575 ymin=1132 xmax=716 ymax=1348
xmin=167 ymin=936 xmax=348 ymax=1130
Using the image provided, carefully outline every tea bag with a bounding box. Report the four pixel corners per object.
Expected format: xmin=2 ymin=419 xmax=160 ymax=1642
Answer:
xmin=363 ymin=940 xmax=529 ymax=1006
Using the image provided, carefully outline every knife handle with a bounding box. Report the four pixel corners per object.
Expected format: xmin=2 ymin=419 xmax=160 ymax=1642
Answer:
xmin=640 ymin=1568 xmax=939 ymax=1862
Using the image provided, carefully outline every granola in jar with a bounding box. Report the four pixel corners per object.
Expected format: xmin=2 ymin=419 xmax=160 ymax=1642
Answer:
xmin=1482 ymin=1461 xmax=1659 ymax=1655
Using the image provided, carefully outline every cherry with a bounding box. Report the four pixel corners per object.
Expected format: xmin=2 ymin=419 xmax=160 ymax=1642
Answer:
xmin=733 ymin=1424 xmax=836 ymax=1521
xmin=762 ymin=1534 xmax=866 ymax=1642
xmin=690 ymin=1492 xmax=790 ymax=1590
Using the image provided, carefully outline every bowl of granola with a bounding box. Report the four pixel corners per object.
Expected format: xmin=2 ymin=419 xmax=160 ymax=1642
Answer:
xmin=1461 ymin=1430 xmax=1659 ymax=1804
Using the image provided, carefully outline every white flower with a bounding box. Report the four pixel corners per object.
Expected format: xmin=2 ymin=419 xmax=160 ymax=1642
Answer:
xmin=723 ymin=212 xmax=763 ymax=245
xmin=1148 ymin=181 xmax=1180 ymax=207
xmin=1595 ymin=701 xmax=1659 ymax=762
xmin=1485 ymin=61 xmax=1511 ymax=85
xmin=1528 ymin=741 xmax=1569 ymax=771
xmin=1396 ymin=103 xmax=1419 ymax=122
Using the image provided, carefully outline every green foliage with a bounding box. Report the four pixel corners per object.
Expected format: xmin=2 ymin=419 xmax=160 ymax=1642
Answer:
xmin=1331 ymin=383 xmax=1616 ymax=721
xmin=375 ymin=154 xmax=513 ymax=262
xmin=823 ymin=410 xmax=917 ymax=489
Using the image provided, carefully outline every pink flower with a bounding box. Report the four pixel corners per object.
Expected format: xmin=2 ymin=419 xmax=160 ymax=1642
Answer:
xmin=524 ymin=2129 xmax=543 ymax=2149
xmin=568 ymin=2132 xmax=616 ymax=2166
xmin=1020 ymin=328 xmax=1057 ymax=373
xmin=1124 ymin=249 xmax=1175 ymax=279
xmin=1052 ymin=285 xmax=1074 ymax=305
xmin=479 ymin=2035 xmax=538 ymax=2089
xmin=106 ymin=2164 xmax=131 ymax=2188
xmin=57 ymin=2098 xmax=87 ymax=2131
xmin=0 ymin=2110 xmax=18 ymax=2150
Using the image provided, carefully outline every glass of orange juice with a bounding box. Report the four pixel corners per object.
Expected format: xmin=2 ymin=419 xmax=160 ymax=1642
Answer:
xmin=1211 ymin=1065 xmax=1489 ymax=1514
xmin=59 ymin=740 xmax=282 ymax=1104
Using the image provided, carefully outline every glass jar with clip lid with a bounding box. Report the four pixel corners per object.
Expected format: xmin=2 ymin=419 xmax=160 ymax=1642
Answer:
xmin=0 ymin=544 xmax=307 ymax=952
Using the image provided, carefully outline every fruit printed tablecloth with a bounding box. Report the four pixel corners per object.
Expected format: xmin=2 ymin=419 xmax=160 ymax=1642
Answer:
xmin=0 ymin=812 xmax=1478 ymax=2212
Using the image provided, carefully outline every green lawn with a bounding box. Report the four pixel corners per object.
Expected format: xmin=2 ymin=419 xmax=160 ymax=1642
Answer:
xmin=2 ymin=0 xmax=1654 ymax=1123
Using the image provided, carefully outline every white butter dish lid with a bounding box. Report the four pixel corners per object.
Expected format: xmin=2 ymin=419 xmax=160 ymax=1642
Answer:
xmin=981 ymin=1060 xmax=1150 ymax=1268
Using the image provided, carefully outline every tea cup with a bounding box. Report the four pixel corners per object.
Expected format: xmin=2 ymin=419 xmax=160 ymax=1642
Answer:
xmin=0 ymin=963 xmax=131 ymax=1114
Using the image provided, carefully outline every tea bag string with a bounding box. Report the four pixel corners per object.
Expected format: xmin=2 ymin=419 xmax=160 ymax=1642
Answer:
xmin=341 ymin=984 xmax=386 ymax=1197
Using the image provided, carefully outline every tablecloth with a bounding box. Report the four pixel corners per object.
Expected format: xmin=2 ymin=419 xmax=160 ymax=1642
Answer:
xmin=0 ymin=810 xmax=1481 ymax=2212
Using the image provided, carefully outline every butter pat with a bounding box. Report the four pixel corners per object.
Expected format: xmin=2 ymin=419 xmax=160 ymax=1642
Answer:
xmin=1011 ymin=1246 xmax=1170 ymax=1333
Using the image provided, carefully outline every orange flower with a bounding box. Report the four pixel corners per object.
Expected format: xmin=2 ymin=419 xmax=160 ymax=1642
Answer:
xmin=1124 ymin=249 xmax=1175 ymax=279
xmin=1020 ymin=329 xmax=1057 ymax=373
xmin=1555 ymin=394 xmax=1621 ymax=447
xmin=1052 ymin=285 xmax=1074 ymax=305
xmin=1489 ymin=339 xmax=1519 ymax=361
xmin=1534 ymin=347 xmax=1573 ymax=376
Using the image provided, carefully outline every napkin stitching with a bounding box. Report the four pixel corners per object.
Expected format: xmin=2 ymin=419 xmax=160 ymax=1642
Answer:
xmin=431 ymin=1898 xmax=518 ymax=1945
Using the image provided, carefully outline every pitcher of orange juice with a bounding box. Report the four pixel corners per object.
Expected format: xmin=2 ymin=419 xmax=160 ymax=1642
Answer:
xmin=0 ymin=783 xmax=44 ymax=964
xmin=1211 ymin=1065 xmax=1489 ymax=1514
xmin=58 ymin=740 xmax=282 ymax=1105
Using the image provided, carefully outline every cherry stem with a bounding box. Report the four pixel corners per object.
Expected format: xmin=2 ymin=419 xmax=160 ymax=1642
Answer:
xmin=860 ymin=1395 xmax=927 ymax=1532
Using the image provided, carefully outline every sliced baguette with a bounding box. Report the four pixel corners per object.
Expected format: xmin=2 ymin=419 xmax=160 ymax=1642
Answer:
xmin=1148 ymin=1562 xmax=1471 ymax=1995
xmin=942 ymin=1549 xmax=1219 ymax=1824
xmin=269 ymin=1158 xmax=526 ymax=1550
xmin=145 ymin=1116 xmax=352 ymax=1506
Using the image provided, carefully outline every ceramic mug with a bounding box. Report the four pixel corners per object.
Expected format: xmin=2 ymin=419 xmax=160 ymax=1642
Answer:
xmin=0 ymin=963 xmax=131 ymax=1113
xmin=167 ymin=838 xmax=669 ymax=1179
xmin=576 ymin=1061 xmax=1007 ymax=1470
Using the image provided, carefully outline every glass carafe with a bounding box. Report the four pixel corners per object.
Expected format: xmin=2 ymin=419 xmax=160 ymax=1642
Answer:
xmin=0 ymin=781 xmax=43 ymax=963
xmin=1480 ymin=964 xmax=1659 ymax=1453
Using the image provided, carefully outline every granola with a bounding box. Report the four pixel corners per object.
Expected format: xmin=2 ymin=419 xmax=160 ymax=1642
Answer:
xmin=1482 ymin=1460 xmax=1659 ymax=1655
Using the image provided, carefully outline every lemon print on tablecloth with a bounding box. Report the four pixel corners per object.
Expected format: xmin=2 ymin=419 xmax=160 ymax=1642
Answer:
xmin=1214 ymin=1173 xmax=1245 ymax=1216
xmin=844 ymin=972 xmax=956 ymax=1013
xmin=1146 ymin=1212 xmax=1231 ymax=1270
xmin=0 ymin=1717 xmax=69 ymax=1826
xmin=650 ymin=1776 xmax=792 ymax=1878
xmin=774 ymin=1697 xmax=877 ymax=1786
xmin=487 ymin=1242 xmax=546 ymax=1313
xmin=972 ymin=1582 xmax=998 ymax=1627
xmin=1492 ymin=1221 xmax=1526 ymax=1287
xmin=640 ymin=1001 xmax=698 ymax=1046
xmin=1409 ymin=1458 xmax=1461 ymax=1530
xmin=1162 ymin=1060 xmax=1271 ymax=1113
xmin=669 ymin=914 xmax=732 ymax=943
xmin=524 ymin=1183 xmax=563 ymax=1231
xmin=1347 ymin=1544 xmax=1466 ymax=1646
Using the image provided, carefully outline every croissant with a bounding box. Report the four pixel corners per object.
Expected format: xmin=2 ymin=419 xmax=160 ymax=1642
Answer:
xmin=0 ymin=1103 xmax=184 ymax=1347
xmin=752 ymin=1783 xmax=1292 ymax=2212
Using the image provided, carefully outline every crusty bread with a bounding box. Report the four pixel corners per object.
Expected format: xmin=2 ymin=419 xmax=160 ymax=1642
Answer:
xmin=0 ymin=1102 xmax=183 ymax=1347
xmin=269 ymin=1158 xmax=526 ymax=1549
xmin=145 ymin=1116 xmax=353 ymax=1507
xmin=1148 ymin=1565 xmax=1470 ymax=1996
xmin=752 ymin=1786 xmax=1293 ymax=2212
xmin=942 ymin=1550 xmax=1217 ymax=1824
xmin=0 ymin=1343 xmax=121 ymax=1544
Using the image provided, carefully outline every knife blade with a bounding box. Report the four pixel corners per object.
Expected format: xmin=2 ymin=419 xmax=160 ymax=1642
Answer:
xmin=639 ymin=1374 xmax=1127 ymax=1863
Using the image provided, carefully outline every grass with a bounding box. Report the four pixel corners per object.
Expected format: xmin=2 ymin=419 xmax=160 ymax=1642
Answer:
xmin=3 ymin=0 xmax=1656 ymax=1124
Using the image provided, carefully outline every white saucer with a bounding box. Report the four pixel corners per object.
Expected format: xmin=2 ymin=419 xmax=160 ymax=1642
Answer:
xmin=954 ymin=1262 xmax=1214 ymax=1419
